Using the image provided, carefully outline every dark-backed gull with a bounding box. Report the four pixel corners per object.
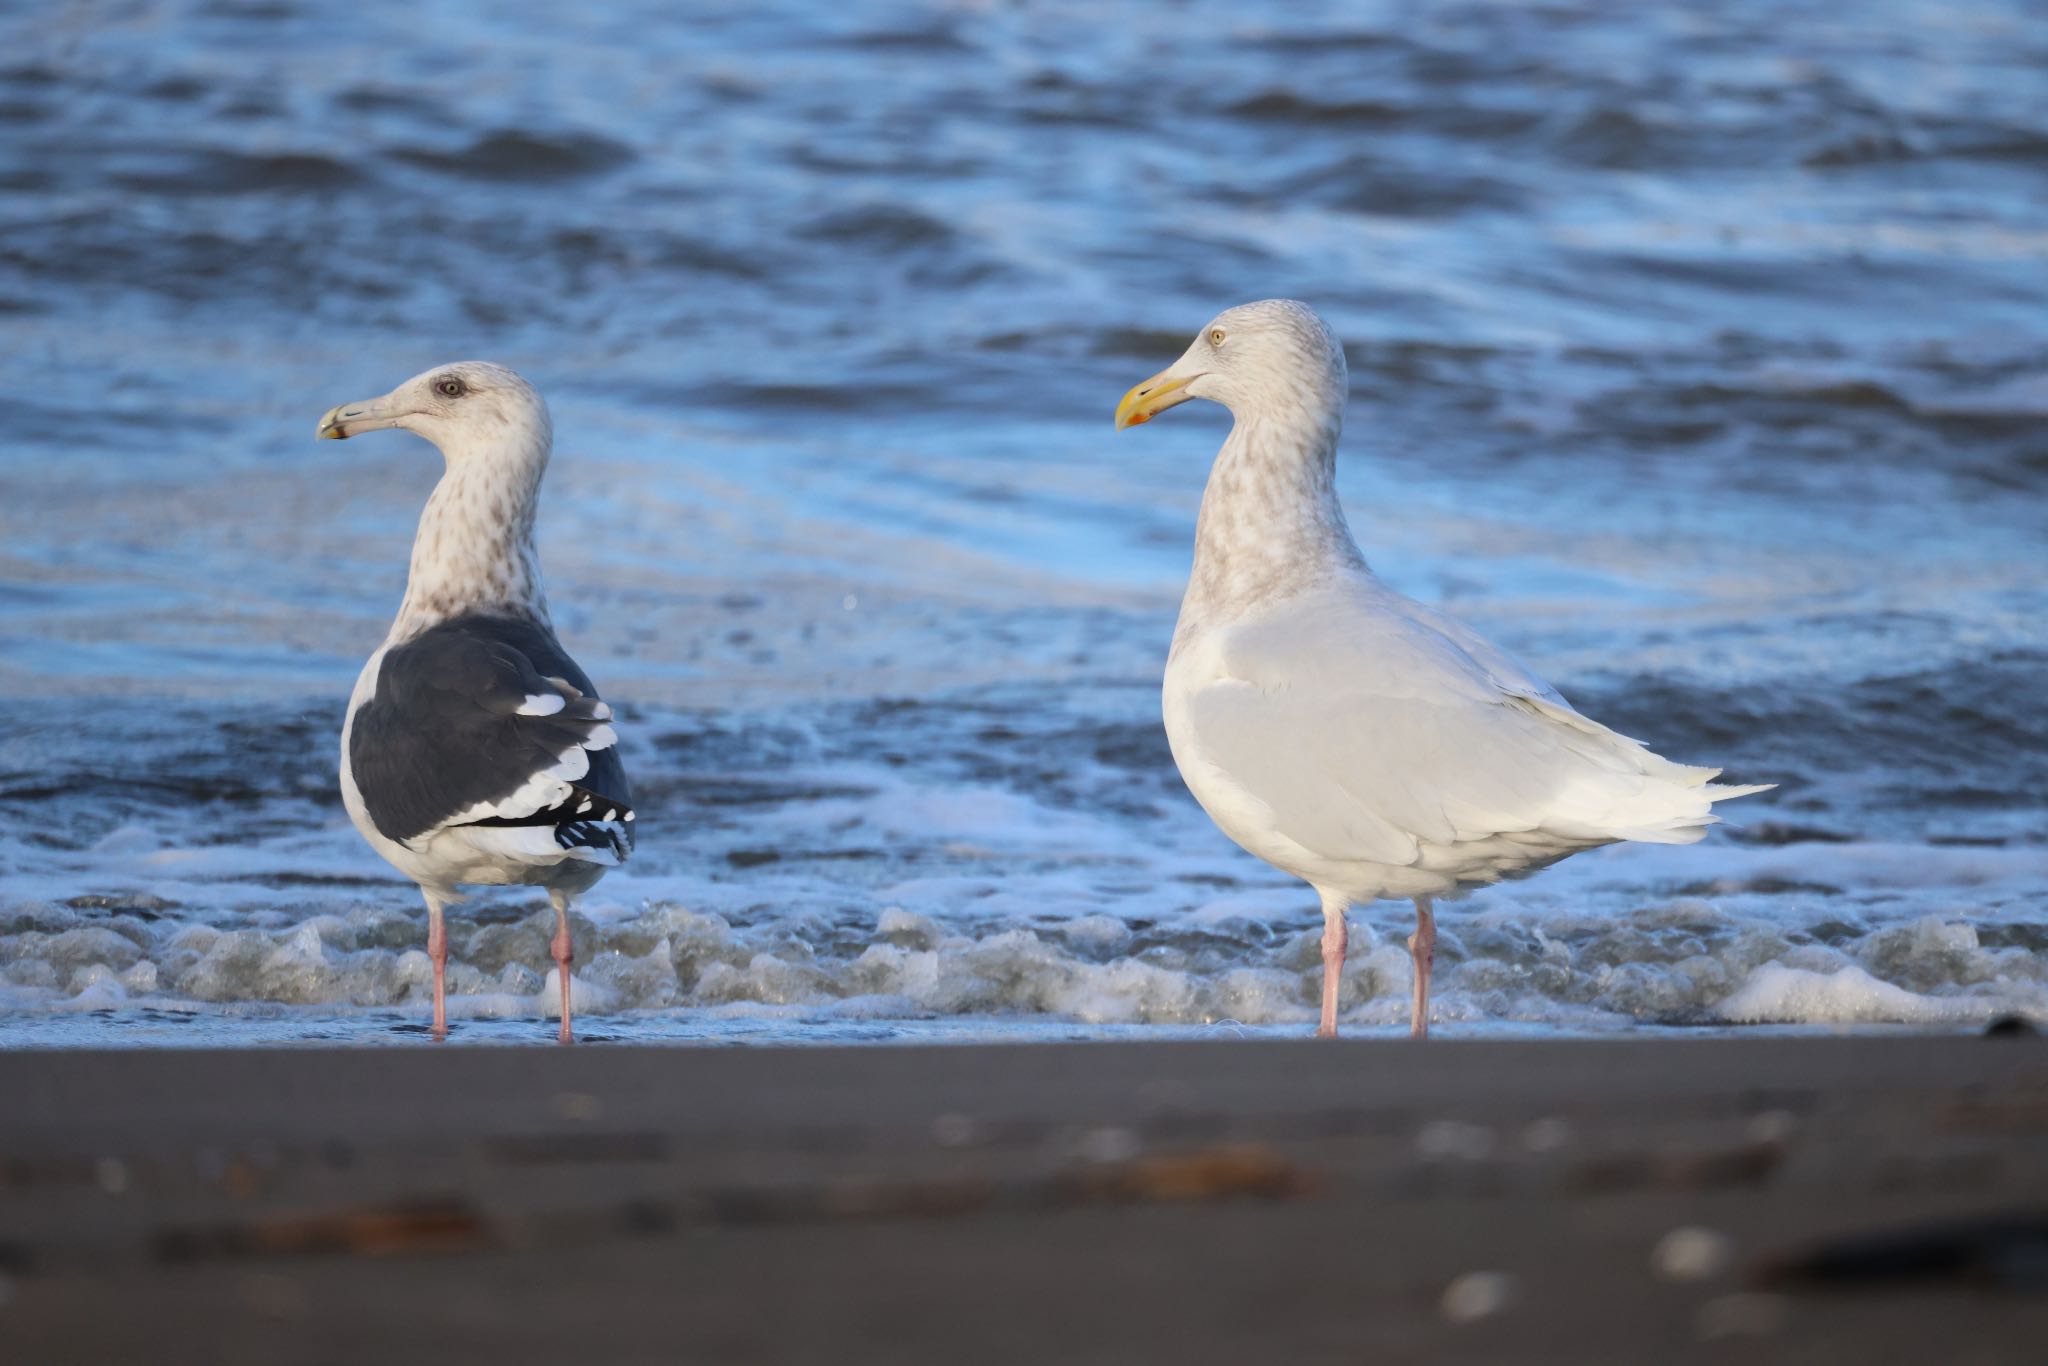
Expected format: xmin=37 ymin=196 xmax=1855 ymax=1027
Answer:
xmin=319 ymin=362 xmax=633 ymax=1044
xmin=1116 ymin=300 xmax=1769 ymax=1039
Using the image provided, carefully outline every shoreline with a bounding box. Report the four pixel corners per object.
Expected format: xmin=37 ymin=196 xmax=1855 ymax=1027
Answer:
xmin=5 ymin=1035 xmax=2046 ymax=1362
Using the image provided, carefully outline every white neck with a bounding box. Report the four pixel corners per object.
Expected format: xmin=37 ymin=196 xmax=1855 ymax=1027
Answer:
xmin=388 ymin=427 xmax=551 ymax=641
xmin=1180 ymin=389 xmax=1366 ymax=629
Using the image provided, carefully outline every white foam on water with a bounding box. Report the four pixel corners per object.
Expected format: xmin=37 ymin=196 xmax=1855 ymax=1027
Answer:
xmin=7 ymin=868 xmax=2045 ymax=1036
xmin=1719 ymin=953 xmax=2017 ymax=1026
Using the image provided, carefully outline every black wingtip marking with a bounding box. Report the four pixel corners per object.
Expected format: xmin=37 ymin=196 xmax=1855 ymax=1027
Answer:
xmin=556 ymin=820 xmax=630 ymax=859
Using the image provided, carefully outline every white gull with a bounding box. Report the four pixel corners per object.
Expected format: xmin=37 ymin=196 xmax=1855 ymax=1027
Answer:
xmin=1117 ymin=300 xmax=1769 ymax=1038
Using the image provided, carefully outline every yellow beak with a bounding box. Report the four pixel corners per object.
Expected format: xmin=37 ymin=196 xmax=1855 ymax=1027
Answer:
xmin=1114 ymin=370 xmax=1194 ymax=430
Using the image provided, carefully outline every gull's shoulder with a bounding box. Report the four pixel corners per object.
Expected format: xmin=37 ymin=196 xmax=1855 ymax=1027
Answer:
xmin=1174 ymin=568 xmax=1562 ymax=712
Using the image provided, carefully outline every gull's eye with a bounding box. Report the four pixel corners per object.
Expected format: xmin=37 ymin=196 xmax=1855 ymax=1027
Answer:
xmin=435 ymin=376 xmax=467 ymax=399
xmin=1208 ymin=327 xmax=1227 ymax=346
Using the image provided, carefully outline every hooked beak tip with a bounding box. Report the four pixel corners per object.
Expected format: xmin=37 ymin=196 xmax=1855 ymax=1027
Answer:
xmin=317 ymin=402 xmax=381 ymax=441
xmin=1115 ymin=371 xmax=1192 ymax=431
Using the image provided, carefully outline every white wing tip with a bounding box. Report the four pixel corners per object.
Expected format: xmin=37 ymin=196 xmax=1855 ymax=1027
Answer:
xmin=1706 ymin=781 xmax=1775 ymax=803
xmin=518 ymin=692 xmax=567 ymax=717
xmin=546 ymin=746 xmax=592 ymax=784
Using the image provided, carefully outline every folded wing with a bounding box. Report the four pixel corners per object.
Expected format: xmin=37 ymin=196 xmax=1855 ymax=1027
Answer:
xmin=348 ymin=615 xmax=634 ymax=858
xmin=1180 ymin=589 xmax=1763 ymax=871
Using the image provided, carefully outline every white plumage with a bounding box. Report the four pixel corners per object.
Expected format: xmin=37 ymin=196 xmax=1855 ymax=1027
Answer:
xmin=1118 ymin=300 xmax=1769 ymax=1038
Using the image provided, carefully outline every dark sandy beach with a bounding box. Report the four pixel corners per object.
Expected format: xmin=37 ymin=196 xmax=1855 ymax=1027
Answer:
xmin=4 ymin=1035 xmax=2045 ymax=1364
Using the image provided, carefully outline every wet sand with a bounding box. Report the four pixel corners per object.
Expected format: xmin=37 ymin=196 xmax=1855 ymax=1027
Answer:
xmin=3 ymin=1035 xmax=2046 ymax=1364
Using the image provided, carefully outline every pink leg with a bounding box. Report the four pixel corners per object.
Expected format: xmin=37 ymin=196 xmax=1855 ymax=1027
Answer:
xmin=1408 ymin=897 xmax=1436 ymax=1040
xmin=549 ymin=891 xmax=575 ymax=1046
xmin=1317 ymin=895 xmax=1348 ymax=1039
xmin=423 ymin=892 xmax=449 ymax=1041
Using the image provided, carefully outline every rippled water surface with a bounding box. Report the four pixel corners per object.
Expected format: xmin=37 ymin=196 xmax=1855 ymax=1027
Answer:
xmin=3 ymin=0 xmax=2045 ymax=1044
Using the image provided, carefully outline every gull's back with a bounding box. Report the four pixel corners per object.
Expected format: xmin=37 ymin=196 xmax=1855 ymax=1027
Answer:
xmin=1164 ymin=563 xmax=1763 ymax=903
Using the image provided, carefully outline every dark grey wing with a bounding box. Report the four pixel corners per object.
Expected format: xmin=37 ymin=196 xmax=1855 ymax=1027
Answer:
xmin=348 ymin=614 xmax=633 ymax=847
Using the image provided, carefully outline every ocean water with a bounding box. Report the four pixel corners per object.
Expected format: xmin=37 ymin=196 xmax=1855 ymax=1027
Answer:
xmin=1 ymin=0 xmax=2044 ymax=1045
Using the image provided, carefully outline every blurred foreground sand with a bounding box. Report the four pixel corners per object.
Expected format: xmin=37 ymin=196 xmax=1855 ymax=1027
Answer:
xmin=4 ymin=1036 xmax=2046 ymax=1363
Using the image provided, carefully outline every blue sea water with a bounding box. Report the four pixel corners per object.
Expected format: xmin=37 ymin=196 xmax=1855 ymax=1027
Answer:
xmin=1 ymin=0 xmax=2045 ymax=1044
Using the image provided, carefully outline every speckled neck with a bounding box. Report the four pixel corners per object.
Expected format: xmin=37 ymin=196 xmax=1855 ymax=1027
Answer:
xmin=1179 ymin=394 xmax=1365 ymax=635
xmin=389 ymin=431 xmax=551 ymax=641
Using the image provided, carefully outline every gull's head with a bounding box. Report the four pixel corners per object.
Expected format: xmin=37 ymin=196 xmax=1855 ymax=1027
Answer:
xmin=316 ymin=361 xmax=550 ymax=457
xmin=1115 ymin=299 xmax=1346 ymax=430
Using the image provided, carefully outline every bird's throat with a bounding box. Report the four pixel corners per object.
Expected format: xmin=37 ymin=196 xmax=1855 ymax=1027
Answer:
xmin=1184 ymin=407 xmax=1364 ymax=621
xmin=391 ymin=454 xmax=549 ymax=641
